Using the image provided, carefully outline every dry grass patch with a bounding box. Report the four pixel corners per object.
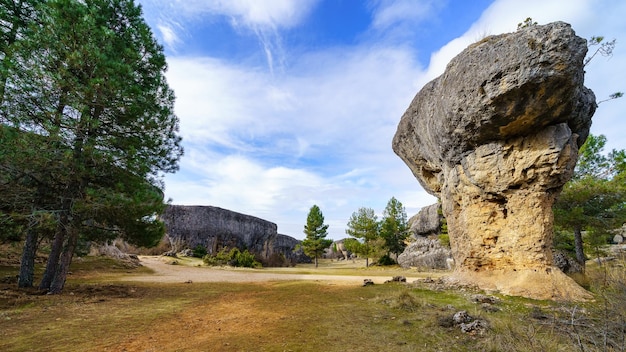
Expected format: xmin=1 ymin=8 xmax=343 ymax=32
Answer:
xmin=2 ymin=254 xmax=626 ymax=351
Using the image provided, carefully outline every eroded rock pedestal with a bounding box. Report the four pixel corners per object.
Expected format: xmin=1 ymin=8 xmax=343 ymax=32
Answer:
xmin=393 ymin=22 xmax=596 ymax=300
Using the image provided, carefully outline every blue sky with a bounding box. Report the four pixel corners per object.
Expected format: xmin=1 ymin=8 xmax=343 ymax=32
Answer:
xmin=137 ymin=0 xmax=626 ymax=240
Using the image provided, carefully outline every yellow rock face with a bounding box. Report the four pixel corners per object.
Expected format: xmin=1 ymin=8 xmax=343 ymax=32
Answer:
xmin=393 ymin=22 xmax=596 ymax=301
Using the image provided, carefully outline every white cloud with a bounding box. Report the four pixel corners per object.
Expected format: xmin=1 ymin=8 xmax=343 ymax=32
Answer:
xmin=369 ymin=0 xmax=441 ymax=30
xmin=141 ymin=0 xmax=319 ymax=72
xmin=157 ymin=24 xmax=180 ymax=49
xmin=160 ymin=0 xmax=626 ymax=239
xmin=162 ymin=44 xmax=435 ymax=238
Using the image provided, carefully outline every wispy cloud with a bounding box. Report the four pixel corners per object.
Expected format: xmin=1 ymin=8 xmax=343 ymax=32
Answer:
xmin=369 ymin=0 xmax=441 ymax=30
xmin=141 ymin=0 xmax=319 ymax=73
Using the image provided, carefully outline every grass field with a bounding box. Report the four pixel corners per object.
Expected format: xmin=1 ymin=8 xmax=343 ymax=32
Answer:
xmin=1 ymin=253 xmax=624 ymax=352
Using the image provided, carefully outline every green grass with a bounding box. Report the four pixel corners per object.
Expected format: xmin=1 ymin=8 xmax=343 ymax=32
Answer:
xmin=1 ymin=254 xmax=625 ymax=351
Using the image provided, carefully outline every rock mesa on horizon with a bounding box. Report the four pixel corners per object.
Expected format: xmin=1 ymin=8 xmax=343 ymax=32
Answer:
xmin=393 ymin=22 xmax=596 ymax=300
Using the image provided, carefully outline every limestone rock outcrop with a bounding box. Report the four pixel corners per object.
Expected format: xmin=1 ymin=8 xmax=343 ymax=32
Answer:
xmin=398 ymin=237 xmax=452 ymax=270
xmin=393 ymin=22 xmax=596 ymax=300
xmin=161 ymin=205 xmax=304 ymax=265
xmin=408 ymin=203 xmax=442 ymax=237
xmin=398 ymin=204 xmax=452 ymax=269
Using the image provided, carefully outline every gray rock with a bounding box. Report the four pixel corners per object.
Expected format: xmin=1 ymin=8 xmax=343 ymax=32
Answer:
xmin=397 ymin=237 xmax=452 ymax=270
xmin=470 ymin=294 xmax=501 ymax=305
xmin=408 ymin=204 xmax=442 ymax=237
xmin=324 ymin=239 xmax=351 ymax=260
xmin=161 ymin=205 xmax=305 ymax=265
xmin=392 ymin=22 xmax=595 ymax=301
xmin=460 ymin=319 xmax=489 ymax=334
xmin=453 ymin=311 xmax=472 ymax=325
xmin=553 ymin=249 xmax=583 ymax=274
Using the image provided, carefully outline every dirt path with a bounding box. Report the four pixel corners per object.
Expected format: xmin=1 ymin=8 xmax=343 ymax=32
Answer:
xmin=122 ymin=256 xmax=431 ymax=285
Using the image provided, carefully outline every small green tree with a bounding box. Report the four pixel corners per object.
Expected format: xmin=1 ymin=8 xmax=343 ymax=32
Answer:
xmin=379 ymin=197 xmax=409 ymax=260
xmin=345 ymin=207 xmax=380 ymax=267
xmin=299 ymin=205 xmax=332 ymax=268
xmin=554 ymin=135 xmax=626 ymax=269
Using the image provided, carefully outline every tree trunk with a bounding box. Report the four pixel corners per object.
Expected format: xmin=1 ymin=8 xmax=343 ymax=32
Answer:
xmin=38 ymin=225 xmax=65 ymax=290
xmin=365 ymin=257 xmax=369 ymax=267
xmin=48 ymin=231 xmax=77 ymax=294
xmin=314 ymin=255 xmax=318 ymax=268
xmin=18 ymin=228 xmax=38 ymax=288
xmin=574 ymin=226 xmax=586 ymax=270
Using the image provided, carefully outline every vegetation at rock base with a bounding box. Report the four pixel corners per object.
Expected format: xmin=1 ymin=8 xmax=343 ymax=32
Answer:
xmin=0 ymin=0 xmax=182 ymax=293
xmin=437 ymin=205 xmax=450 ymax=248
xmin=299 ymin=204 xmax=332 ymax=268
xmin=344 ymin=197 xmax=410 ymax=266
xmin=202 ymin=247 xmax=261 ymax=268
xmin=554 ymin=134 xmax=626 ymax=269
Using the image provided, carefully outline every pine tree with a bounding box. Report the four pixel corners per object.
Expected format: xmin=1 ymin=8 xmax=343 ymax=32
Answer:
xmin=379 ymin=197 xmax=409 ymax=260
xmin=345 ymin=207 xmax=380 ymax=267
xmin=300 ymin=205 xmax=332 ymax=268
xmin=1 ymin=0 xmax=183 ymax=293
xmin=554 ymin=134 xmax=626 ymax=269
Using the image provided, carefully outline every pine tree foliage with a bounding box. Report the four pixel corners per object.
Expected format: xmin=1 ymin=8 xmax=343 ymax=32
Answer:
xmin=379 ymin=196 xmax=409 ymax=259
xmin=554 ymin=135 xmax=626 ymax=267
xmin=1 ymin=0 xmax=183 ymax=293
xmin=345 ymin=207 xmax=380 ymax=267
xmin=300 ymin=205 xmax=332 ymax=268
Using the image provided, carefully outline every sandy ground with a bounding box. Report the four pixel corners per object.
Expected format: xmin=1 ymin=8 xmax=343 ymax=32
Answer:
xmin=123 ymin=256 xmax=429 ymax=285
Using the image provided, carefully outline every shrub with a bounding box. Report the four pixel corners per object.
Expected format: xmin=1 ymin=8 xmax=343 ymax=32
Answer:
xmin=192 ymin=245 xmax=207 ymax=258
xmin=438 ymin=233 xmax=450 ymax=248
xmin=203 ymin=247 xmax=261 ymax=268
xmin=230 ymin=249 xmax=261 ymax=268
xmin=203 ymin=247 xmax=232 ymax=266
xmin=377 ymin=254 xmax=396 ymax=266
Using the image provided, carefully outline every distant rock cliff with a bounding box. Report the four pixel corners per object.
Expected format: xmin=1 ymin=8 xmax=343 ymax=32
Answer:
xmin=161 ymin=205 xmax=304 ymax=264
xmin=398 ymin=204 xmax=452 ymax=270
xmin=393 ymin=22 xmax=595 ymax=300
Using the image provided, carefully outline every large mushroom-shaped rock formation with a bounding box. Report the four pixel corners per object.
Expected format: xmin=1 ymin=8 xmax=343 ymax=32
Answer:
xmin=392 ymin=22 xmax=596 ymax=300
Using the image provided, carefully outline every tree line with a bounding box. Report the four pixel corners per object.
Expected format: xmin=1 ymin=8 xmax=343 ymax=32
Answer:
xmin=299 ymin=136 xmax=625 ymax=272
xmin=298 ymin=197 xmax=409 ymax=267
xmin=0 ymin=0 xmax=183 ymax=293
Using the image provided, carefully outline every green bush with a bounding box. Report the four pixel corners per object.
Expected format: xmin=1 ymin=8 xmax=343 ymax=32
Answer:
xmin=192 ymin=244 xmax=207 ymax=258
xmin=438 ymin=233 xmax=450 ymax=248
xmin=230 ymin=248 xmax=261 ymax=268
xmin=203 ymin=247 xmax=261 ymax=268
xmin=203 ymin=247 xmax=232 ymax=266
xmin=377 ymin=254 xmax=396 ymax=266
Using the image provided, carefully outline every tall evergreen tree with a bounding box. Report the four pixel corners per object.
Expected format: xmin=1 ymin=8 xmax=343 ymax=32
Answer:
xmin=554 ymin=134 xmax=626 ymax=269
xmin=379 ymin=197 xmax=409 ymax=259
xmin=1 ymin=0 xmax=183 ymax=293
xmin=345 ymin=207 xmax=380 ymax=267
xmin=0 ymin=0 xmax=44 ymax=104
xmin=300 ymin=205 xmax=332 ymax=268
